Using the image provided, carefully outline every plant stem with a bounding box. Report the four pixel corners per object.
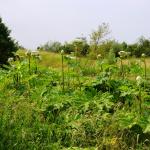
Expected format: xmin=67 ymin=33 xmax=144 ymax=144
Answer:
xmin=120 ymin=58 xmax=124 ymax=79
xmin=62 ymin=54 xmax=64 ymax=92
xmin=144 ymin=59 xmax=146 ymax=80
xmin=139 ymin=86 xmax=142 ymax=116
xmin=34 ymin=58 xmax=38 ymax=74
xmin=28 ymin=55 xmax=31 ymax=74
xmin=67 ymin=65 xmax=70 ymax=88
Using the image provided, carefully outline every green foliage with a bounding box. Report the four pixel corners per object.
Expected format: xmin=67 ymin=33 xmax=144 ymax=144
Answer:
xmin=90 ymin=23 xmax=110 ymax=52
xmin=72 ymin=38 xmax=90 ymax=56
xmin=0 ymin=17 xmax=18 ymax=67
xmin=39 ymin=25 xmax=150 ymax=59
xmin=40 ymin=38 xmax=90 ymax=57
xmin=40 ymin=41 xmax=62 ymax=52
xmin=62 ymin=38 xmax=90 ymax=56
xmin=1 ymin=51 xmax=150 ymax=149
xmin=89 ymin=23 xmax=110 ymax=58
xmin=106 ymin=48 xmax=116 ymax=65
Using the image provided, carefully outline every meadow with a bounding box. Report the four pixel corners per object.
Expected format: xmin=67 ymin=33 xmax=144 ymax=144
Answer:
xmin=0 ymin=50 xmax=150 ymax=150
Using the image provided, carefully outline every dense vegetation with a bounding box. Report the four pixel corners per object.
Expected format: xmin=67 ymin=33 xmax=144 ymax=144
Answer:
xmin=0 ymin=17 xmax=18 ymax=67
xmin=39 ymin=23 xmax=150 ymax=59
xmin=0 ymin=50 xmax=150 ymax=150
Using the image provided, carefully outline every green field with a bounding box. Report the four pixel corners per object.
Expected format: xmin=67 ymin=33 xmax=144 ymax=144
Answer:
xmin=1 ymin=50 xmax=150 ymax=150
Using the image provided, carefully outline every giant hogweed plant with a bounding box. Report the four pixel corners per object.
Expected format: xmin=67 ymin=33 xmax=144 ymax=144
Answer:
xmin=32 ymin=51 xmax=41 ymax=74
xmin=64 ymin=54 xmax=77 ymax=89
xmin=64 ymin=52 xmax=82 ymax=91
xmin=6 ymin=51 xmax=43 ymax=96
xmin=118 ymin=51 xmax=127 ymax=79
xmin=8 ymin=57 xmax=23 ymax=89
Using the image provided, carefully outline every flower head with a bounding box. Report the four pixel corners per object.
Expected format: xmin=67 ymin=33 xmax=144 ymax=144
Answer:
xmin=141 ymin=53 xmax=146 ymax=58
xmin=61 ymin=50 xmax=64 ymax=55
xmin=136 ymin=76 xmax=143 ymax=86
xmin=8 ymin=57 xmax=14 ymax=63
xmin=65 ymin=55 xmax=75 ymax=60
xmin=97 ymin=54 xmax=102 ymax=59
xmin=118 ymin=51 xmax=127 ymax=58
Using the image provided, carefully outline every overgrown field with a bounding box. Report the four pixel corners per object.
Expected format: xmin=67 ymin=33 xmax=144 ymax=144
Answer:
xmin=0 ymin=51 xmax=150 ymax=150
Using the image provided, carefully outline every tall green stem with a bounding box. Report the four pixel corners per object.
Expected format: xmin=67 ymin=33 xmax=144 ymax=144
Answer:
xmin=120 ymin=58 xmax=124 ymax=79
xmin=62 ymin=54 xmax=64 ymax=92
xmin=28 ymin=55 xmax=31 ymax=74
xmin=139 ymin=86 xmax=142 ymax=116
xmin=144 ymin=59 xmax=146 ymax=80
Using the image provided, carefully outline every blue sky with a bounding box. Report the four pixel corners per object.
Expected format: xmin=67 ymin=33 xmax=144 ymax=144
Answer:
xmin=0 ymin=0 xmax=150 ymax=49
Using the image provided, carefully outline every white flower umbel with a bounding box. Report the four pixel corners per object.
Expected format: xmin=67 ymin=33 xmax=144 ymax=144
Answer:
xmin=141 ymin=53 xmax=147 ymax=79
xmin=61 ymin=50 xmax=64 ymax=55
xmin=136 ymin=76 xmax=143 ymax=86
xmin=141 ymin=53 xmax=146 ymax=58
xmin=118 ymin=51 xmax=127 ymax=58
xmin=65 ymin=55 xmax=75 ymax=60
xmin=8 ymin=57 xmax=14 ymax=63
xmin=118 ymin=51 xmax=127 ymax=79
xmin=136 ymin=75 xmax=143 ymax=115
xmin=97 ymin=54 xmax=102 ymax=59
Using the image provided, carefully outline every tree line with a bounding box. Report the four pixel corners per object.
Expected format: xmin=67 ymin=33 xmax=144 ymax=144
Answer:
xmin=39 ymin=23 xmax=150 ymax=59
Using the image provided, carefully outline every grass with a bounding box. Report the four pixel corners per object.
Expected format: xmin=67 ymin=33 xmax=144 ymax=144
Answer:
xmin=17 ymin=50 xmax=66 ymax=69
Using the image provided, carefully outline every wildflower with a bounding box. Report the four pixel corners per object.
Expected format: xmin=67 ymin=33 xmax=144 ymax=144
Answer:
xmin=136 ymin=76 xmax=143 ymax=86
xmin=118 ymin=51 xmax=127 ymax=58
xmin=141 ymin=53 xmax=146 ymax=58
xmin=61 ymin=50 xmax=64 ymax=55
xmin=97 ymin=54 xmax=102 ymax=59
xmin=8 ymin=57 xmax=14 ymax=63
xmin=65 ymin=55 xmax=75 ymax=60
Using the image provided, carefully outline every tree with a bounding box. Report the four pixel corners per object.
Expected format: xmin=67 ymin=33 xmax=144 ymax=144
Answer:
xmin=72 ymin=37 xmax=89 ymax=56
xmin=98 ymin=40 xmax=114 ymax=57
xmin=62 ymin=37 xmax=89 ymax=56
xmin=126 ymin=36 xmax=150 ymax=57
xmin=136 ymin=36 xmax=150 ymax=57
xmin=90 ymin=23 xmax=110 ymax=55
xmin=112 ymin=41 xmax=123 ymax=57
xmin=0 ymin=17 xmax=18 ymax=66
xmin=62 ymin=42 xmax=75 ymax=54
xmin=40 ymin=41 xmax=62 ymax=52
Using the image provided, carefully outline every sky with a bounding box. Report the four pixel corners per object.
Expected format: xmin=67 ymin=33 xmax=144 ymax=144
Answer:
xmin=0 ymin=0 xmax=150 ymax=49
